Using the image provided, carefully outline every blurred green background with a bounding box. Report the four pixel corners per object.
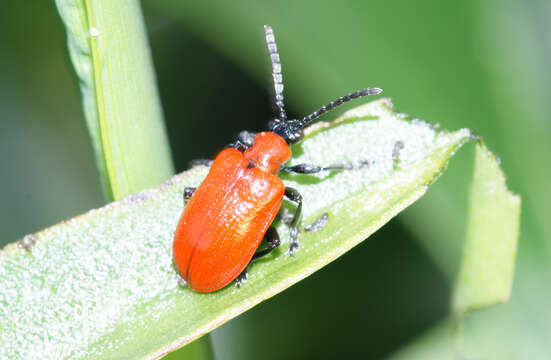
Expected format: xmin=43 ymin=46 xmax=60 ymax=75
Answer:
xmin=1 ymin=1 xmax=549 ymax=359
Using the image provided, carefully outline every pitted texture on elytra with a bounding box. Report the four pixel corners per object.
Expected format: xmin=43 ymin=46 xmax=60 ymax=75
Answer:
xmin=0 ymin=99 xmax=471 ymax=359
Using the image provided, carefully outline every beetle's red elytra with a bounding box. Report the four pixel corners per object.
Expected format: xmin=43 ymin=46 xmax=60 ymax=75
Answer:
xmin=173 ymin=25 xmax=382 ymax=292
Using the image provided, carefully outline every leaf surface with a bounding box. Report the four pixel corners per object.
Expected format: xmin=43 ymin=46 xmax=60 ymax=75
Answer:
xmin=0 ymin=99 xmax=472 ymax=359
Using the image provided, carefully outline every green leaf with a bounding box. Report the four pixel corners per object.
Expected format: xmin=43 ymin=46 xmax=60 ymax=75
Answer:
xmin=452 ymin=143 xmax=521 ymax=315
xmin=388 ymin=143 xmax=523 ymax=360
xmin=0 ymin=99 xmax=473 ymax=359
xmin=55 ymin=0 xmax=173 ymax=200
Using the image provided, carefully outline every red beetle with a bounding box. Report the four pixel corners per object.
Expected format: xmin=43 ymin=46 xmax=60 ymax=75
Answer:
xmin=173 ymin=25 xmax=381 ymax=292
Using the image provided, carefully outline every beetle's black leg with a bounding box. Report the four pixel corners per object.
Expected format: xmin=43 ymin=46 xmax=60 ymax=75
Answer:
xmin=284 ymin=187 xmax=303 ymax=255
xmin=236 ymin=268 xmax=249 ymax=286
xmin=281 ymin=160 xmax=370 ymax=174
xmin=252 ymin=227 xmax=281 ymax=260
xmin=304 ymin=213 xmax=329 ymax=232
xmin=189 ymin=159 xmax=213 ymax=167
xmin=183 ymin=187 xmax=196 ymax=203
xmin=236 ymin=227 xmax=281 ymax=286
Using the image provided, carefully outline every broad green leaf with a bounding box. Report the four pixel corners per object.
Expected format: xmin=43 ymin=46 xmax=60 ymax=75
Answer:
xmin=0 ymin=99 xmax=472 ymax=359
xmin=55 ymin=0 xmax=173 ymax=200
xmin=453 ymin=144 xmax=521 ymax=315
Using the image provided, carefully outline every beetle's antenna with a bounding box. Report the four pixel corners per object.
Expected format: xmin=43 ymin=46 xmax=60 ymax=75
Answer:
xmin=264 ymin=25 xmax=287 ymax=121
xmin=299 ymin=88 xmax=382 ymax=128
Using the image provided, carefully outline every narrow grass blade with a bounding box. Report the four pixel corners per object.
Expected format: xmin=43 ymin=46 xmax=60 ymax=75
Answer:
xmin=55 ymin=0 xmax=173 ymax=200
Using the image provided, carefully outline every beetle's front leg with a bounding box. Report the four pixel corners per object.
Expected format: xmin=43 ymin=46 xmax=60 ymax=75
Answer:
xmin=281 ymin=160 xmax=370 ymax=174
xmin=236 ymin=227 xmax=281 ymax=286
xmin=284 ymin=187 xmax=303 ymax=255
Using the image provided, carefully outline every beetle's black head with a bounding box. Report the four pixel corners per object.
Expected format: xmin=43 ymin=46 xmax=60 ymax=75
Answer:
xmin=269 ymin=119 xmax=304 ymax=144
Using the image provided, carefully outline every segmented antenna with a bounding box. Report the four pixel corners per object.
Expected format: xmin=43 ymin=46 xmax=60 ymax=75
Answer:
xmin=264 ymin=25 xmax=287 ymax=121
xmin=300 ymin=88 xmax=382 ymax=127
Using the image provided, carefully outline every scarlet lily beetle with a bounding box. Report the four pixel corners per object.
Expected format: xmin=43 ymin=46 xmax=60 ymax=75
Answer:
xmin=173 ymin=25 xmax=382 ymax=292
